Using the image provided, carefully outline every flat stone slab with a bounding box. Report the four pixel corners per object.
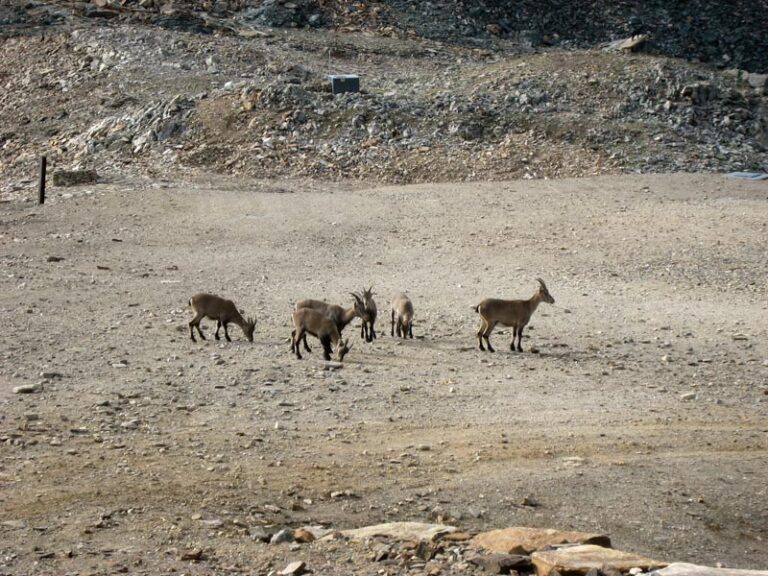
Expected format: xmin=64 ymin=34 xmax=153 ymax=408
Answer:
xmin=341 ymin=522 xmax=457 ymax=542
xmin=654 ymin=563 xmax=768 ymax=576
xmin=472 ymin=527 xmax=611 ymax=555
xmin=531 ymin=544 xmax=667 ymax=576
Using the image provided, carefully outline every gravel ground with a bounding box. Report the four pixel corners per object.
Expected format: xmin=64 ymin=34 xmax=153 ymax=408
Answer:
xmin=1 ymin=172 xmax=766 ymax=575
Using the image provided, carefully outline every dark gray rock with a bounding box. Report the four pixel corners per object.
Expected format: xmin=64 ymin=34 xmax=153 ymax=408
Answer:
xmin=469 ymin=553 xmax=532 ymax=574
xmin=52 ymin=170 xmax=98 ymax=187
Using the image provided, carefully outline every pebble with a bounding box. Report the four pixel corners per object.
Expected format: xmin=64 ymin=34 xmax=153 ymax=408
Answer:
xmin=680 ymin=392 xmax=697 ymax=401
xmin=278 ymin=561 xmax=307 ymax=576
xmin=270 ymin=528 xmax=294 ymax=545
xmin=249 ymin=526 xmax=271 ymax=542
xmin=13 ymin=383 xmax=41 ymax=394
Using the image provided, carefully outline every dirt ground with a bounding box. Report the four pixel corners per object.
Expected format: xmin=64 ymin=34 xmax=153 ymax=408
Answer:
xmin=1 ymin=172 xmax=767 ymax=575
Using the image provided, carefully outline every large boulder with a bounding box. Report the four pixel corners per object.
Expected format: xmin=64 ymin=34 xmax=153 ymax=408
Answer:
xmin=654 ymin=564 xmax=768 ymax=576
xmin=531 ymin=544 xmax=667 ymax=576
xmin=340 ymin=522 xmax=457 ymax=542
xmin=472 ymin=527 xmax=611 ymax=555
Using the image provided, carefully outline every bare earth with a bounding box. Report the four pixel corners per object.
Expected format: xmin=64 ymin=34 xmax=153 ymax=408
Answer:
xmin=1 ymin=172 xmax=767 ymax=575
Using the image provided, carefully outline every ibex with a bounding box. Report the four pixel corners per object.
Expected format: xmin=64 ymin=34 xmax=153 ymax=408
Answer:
xmin=291 ymin=308 xmax=352 ymax=362
xmin=358 ymin=286 xmax=377 ymax=342
xmin=188 ymin=293 xmax=256 ymax=343
xmin=474 ymin=278 xmax=554 ymax=352
xmin=293 ymin=294 xmax=369 ymax=352
xmin=390 ymin=292 xmax=414 ymax=338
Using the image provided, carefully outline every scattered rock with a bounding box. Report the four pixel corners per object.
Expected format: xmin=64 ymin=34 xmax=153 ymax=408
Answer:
xmin=270 ymin=528 xmax=295 ymax=544
xmin=278 ymin=561 xmax=308 ymax=576
xmin=469 ymin=553 xmax=531 ymax=574
xmin=179 ymin=547 xmax=204 ymax=562
xmin=746 ymin=73 xmax=768 ymax=94
xmin=249 ymin=526 xmax=271 ymax=542
xmin=605 ymin=34 xmax=648 ymax=52
xmin=293 ymin=528 xmax=316 ymax=543
xmin=13 ymin=383 xmax=42 ymax=394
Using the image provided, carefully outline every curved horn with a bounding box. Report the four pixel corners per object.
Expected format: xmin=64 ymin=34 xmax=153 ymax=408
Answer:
xmin=536 ymin=278 xmax=547 ymax=289
xmin=350 ymin=292 xmax=362 ymax=303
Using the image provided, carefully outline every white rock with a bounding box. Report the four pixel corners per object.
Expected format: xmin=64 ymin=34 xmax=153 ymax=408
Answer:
xmin=13 ymin=383 xmax=41 ymax=394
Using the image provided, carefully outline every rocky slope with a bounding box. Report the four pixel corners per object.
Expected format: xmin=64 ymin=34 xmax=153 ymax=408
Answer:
xmin=1 ymin=0 xmax=766 ymax=194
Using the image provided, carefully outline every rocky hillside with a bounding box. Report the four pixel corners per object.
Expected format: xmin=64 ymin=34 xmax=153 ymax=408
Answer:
xmin=1 ymin=0 xmax=767 ymax=195
xmin=6 ymin=0 xmax=768 ymax=72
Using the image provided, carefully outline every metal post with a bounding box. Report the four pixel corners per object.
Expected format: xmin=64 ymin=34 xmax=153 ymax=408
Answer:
xmin=38 ymin=156 xmax=47 ymax=205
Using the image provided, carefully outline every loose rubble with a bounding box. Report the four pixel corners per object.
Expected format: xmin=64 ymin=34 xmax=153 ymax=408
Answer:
xmin=1 ymin=1 xmax=767 ymax=198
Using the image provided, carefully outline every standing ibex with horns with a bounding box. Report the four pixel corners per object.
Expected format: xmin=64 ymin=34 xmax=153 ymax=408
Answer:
xmin=357 ymin=286 xmax=377 ymax=343
xmin=474 ymin=278 xmax=555 ymax=352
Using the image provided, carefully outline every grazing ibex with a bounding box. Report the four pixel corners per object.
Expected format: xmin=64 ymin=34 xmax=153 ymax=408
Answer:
xmin=359 ymin=286 xmax=377 ymax=342
xmin=293 ymin=294 xmax=369 ymax=352
xmin=475 ymin=278 xmax=555 ymax=352
xmin=291 ymin=308 xmax=352 ymax=362
xmin=390 ymin=292 xmax=414 ymax=338
xmin=188 ymin=293 xmax=256 ymax=343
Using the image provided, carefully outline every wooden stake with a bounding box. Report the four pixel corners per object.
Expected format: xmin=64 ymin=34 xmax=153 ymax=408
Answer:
xmin=38 ymin=156 xmax=47 ymax=205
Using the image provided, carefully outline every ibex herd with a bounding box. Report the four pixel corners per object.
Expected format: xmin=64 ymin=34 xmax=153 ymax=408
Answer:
xmin=188 ymin=279 xmax=555 ymax=362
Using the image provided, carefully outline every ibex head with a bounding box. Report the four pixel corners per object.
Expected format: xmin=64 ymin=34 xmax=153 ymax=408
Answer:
xmin=350 ymin=292 xmax=371 ymax=321
xmin=535 ymin=278 xmax=555 ymax=304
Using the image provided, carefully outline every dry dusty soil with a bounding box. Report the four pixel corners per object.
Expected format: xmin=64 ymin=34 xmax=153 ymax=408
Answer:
xmin=1 ymin=172 xmax=767 ymax=575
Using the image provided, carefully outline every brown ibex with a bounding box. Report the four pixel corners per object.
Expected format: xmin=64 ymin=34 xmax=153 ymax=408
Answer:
xmin=390 ymin=292 xmax=414 ymax=338
xmin=188 ymin=293 xmax=256 ymax=343
xmin=293 ymin=294 xmax=369 ymax=352
xmin=358 ymin=286 xmax=377 ymax=342
xmin=474 ymin=278 xmax=554 ymax=352
xmin=291 ymin=308 xmax=352 ymax=362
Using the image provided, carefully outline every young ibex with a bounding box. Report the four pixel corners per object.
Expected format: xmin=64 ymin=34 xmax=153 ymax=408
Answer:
xmin=390 ymin=292 xmax=414 ymax=339
xmin=358 ymin=286 xmax=377 ymax=342
xmin=474 ymin=278 xmax=555 ymax=353
xmin=291 ymin=308 xmax=352 ymax=362
xmin=293 ymin=294 xmax=369 ymax=352
xmin=188 ymin=293 xmax=256 ymax=343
